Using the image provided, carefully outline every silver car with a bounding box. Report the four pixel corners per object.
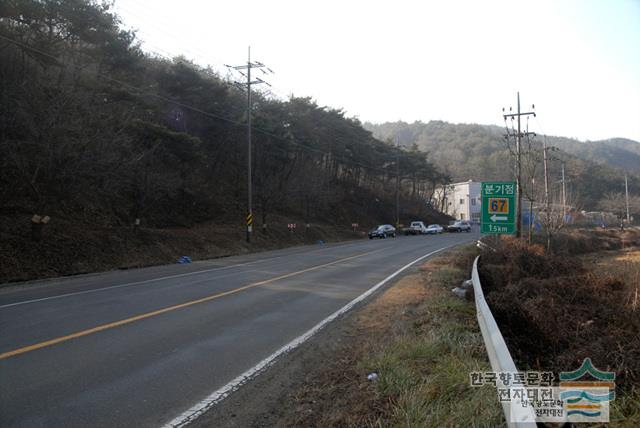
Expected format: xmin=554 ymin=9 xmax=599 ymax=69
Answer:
xmin=447 ymin=221 xmax=471 ymax=232
xmin=425 ymin=224 xmax=443 ymax=234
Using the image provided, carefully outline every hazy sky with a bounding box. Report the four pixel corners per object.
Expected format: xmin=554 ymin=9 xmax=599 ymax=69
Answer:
xmin=113 ymin=0 xmax=640 ymax=142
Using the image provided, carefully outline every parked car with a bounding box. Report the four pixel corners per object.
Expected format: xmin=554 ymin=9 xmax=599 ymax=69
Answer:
xmin=368 ymin=224 xmax=396 ymax=239
xmin=425 ymin=224 xmax=443 ymax=234
xmin=402 ymin=221 xmax=428 ymax=235
xmin=447 ymin=220 xmax=472 ymax=233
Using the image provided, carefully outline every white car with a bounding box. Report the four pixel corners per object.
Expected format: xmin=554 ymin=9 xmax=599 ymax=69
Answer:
xmin=425 ymin=224 xmax=443 ymax=234
xmin=447 ymin=221 xmax=472 ymax=232
xmin=404 ymin=221 xmax=428 ymax=235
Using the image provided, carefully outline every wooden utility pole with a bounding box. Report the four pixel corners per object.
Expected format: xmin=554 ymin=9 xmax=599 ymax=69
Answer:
xmin=528 ymin=178 xmax=535 ymax=244
xmin=543 ymin=139 xmax=550 ymax=217
xmin=561 ymin=162 xmax=567 ymax=219
xmin=502 ymin=92 xmax=536 ymax=238
xmin=226 ymin=48 xmax=273 ymax=243
xmin=542 ymin=139 xmax=559 ymax=249
xmin=625 ymin=173 xmax=631 ymax=224
xmin=395 ymin=138 xmax=400 ymax=228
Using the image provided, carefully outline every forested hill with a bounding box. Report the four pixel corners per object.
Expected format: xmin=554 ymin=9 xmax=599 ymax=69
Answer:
xmin=0 ymin=1 xmax=446 ymax=232
xmin=544 ymin=137 xmax=640 ymax=173
xmin=363 ymin=120 xmax=640 ymax=211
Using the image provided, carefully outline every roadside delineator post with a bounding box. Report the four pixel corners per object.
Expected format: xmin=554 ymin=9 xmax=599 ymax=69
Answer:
xmin=31 ymin=214 xmax=51 ymax=242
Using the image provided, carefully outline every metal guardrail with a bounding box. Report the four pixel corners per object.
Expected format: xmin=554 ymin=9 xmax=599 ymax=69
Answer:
xmin=472 ymin=256 xmax=537 ymax=427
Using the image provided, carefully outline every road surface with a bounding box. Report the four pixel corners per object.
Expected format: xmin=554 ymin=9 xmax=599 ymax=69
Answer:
xmin=0 ymin=231 xmax=478 ymax=427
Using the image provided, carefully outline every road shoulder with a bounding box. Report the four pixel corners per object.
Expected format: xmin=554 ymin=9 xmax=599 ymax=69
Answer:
xmin=191 ymin=246 xmax=502 ymax=427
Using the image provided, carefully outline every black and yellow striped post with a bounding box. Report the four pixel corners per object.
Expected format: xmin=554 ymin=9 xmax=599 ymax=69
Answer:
xmin=246 ymin=212 xmax=253 ymax=242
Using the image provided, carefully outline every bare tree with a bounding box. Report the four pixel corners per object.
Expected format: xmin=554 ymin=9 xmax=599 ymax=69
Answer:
xmin=540 ymin=185 xmax=581 ymax=252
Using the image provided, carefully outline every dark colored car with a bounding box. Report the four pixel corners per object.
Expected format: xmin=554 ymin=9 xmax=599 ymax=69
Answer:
xmin=368 ymin=224 xmax=396 ymax=239
xmin=447 ymin=220 xmax=472 ymax=232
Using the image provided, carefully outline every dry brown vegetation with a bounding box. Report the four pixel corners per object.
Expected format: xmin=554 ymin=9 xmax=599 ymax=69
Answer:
xmin=1 ymin=2 xmax=452 ymax=286
xmin=478 ymin=229 xmax=640 ymax=424
xmin=0 ymin=214 xmax=362 ymax=284
xmin=271 ymin=249 xmax=502 ymax=427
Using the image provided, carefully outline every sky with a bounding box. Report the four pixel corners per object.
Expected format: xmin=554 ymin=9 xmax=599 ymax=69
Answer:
xmin=113 ymin=0 xmax=640 ymax=142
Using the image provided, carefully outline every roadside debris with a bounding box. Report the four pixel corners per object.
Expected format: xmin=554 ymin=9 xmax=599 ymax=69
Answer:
xmin=31 ymin=214 xmax=51 ymax=242
xmin=177 ymin=256 xmax=192 ymax=264
xmin=451 ymin=287 xmax=466 ymax=298
xmin=476 ymin=240 xmax=497 ymax=252
xmin=367 ymin=372 xmax=378 ymax=381
xmin=451 ymin=279 xmax=473 ymax=300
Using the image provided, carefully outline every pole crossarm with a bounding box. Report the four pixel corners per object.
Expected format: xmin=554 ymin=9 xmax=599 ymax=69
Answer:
xmin=226 ymin=62 xmax=269 ymax=71
xmin=501 ymin=93 xmax=537 ymax=238
xmin=503 ymin=111 xmax=536 ymax=118
xmin=503 ymin=131 xmax=536 ymax=139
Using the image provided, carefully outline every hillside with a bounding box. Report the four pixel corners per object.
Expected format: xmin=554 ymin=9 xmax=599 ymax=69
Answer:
xmin=363 ymin=120 xmax=640 ymax=212
xmin=550 ymin=137 xmax=640 ymax=172
xmin=0 ymin=1 xmax=448 ymax=282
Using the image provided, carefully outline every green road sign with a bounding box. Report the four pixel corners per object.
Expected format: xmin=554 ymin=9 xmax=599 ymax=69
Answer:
xmin=481 ymin=181 xmax=516 ymax=235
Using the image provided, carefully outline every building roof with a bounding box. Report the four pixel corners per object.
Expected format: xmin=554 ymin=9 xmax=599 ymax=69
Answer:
xmin=442 ymin=179 xmax=480 ymax=187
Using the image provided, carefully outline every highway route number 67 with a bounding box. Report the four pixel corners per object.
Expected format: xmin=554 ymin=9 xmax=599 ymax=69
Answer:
xmin=488 ymin=198 xmax=509 ymax=214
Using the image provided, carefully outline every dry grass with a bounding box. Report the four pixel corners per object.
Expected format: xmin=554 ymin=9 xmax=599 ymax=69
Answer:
xmin=0 ymin=213 xmax=362 ymax=283
xmin=479 ymin=231 xmax=640 ymax=426
xmin=358 ymin=250 xmax=503 ymax=428
xmin=277 ymin=248 xmax=503 ymax=427
xmin=583 ymin=250 xmax=640 ymax=312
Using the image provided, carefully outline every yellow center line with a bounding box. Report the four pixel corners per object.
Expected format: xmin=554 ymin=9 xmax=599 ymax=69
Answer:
xmin=0 ymin=249 xmax=382 ymax=360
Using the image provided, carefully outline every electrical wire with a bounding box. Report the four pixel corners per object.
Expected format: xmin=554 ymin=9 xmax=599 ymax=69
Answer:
xmin=0 ymin=33 xmax=425 ymax=177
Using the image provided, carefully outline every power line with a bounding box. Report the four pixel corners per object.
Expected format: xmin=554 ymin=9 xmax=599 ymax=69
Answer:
xmin=2 ymin=4 xmax=418 ymax=171
xmin=115 ymin=3 xmax=293 ymax=101
xmin=0 ymin=32 xmax=431 ymax=183
xmin=0 ymin=34 xmax=249 ymax=128
xmin=114 ymin=3 xmax=227 ymax=71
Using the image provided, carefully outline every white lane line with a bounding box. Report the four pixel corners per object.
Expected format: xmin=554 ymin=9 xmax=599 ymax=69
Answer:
xmin=162 ymin=244 xmax=453 ymax=428
xmin=0 ymin=262 xmax=258 ymax=309
xmin=0 ymin=242 xmax=365 ymax=309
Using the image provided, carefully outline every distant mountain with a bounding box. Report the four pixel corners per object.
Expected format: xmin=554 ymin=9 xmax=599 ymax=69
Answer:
xmin=363 ymin=120 xmax=639 ymax=210
xmin=549 ymin=137 xmax=640 ymax=172
xmin=363 ymin=121 xmax=509 ymax=181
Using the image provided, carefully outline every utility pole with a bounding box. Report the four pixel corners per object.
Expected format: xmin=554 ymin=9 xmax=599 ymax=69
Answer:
xmin=395 ymin=138 xmax=400 ymax=228
xmin=561 ymin=162 xmax=567 ymax=219
xmin=528 ymin=178 xmax=535 ymax=244
xmin=625 ymin=173 xmax=631 ymax=224
xmin=543 ymin=139 xmax=550 ymax=218
xmin=503 ymin=92 xmax=536 ymax=238
xmin=226 ymin=47 xmax=272 ymax=243
xmin=541 ymin=140 xmax=563 ymax=249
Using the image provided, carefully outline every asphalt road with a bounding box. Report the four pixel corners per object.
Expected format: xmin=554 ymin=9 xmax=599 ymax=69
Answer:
xmin=0 ymin=231 xmax=478 ymax=428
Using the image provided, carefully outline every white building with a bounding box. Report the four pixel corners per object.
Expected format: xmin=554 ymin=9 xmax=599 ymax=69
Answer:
xmin=433 ymin=180 xmax=482 ymax=223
